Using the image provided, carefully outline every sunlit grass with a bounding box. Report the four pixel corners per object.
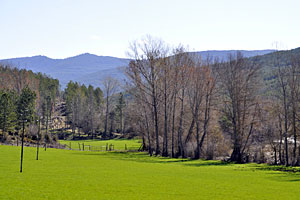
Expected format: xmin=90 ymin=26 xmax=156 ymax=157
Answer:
xmin=1 ymin=144 xmax=300 ymax=200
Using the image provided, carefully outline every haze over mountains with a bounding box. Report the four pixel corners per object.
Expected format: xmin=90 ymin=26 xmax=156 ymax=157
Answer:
xmin=0 ymin=50 xmax=275 ymax=88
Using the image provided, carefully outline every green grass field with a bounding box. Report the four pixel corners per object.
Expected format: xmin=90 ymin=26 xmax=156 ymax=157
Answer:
xmin=1 ymin=143 xmax=300 ymax=200
xmin=59 ymin=139 xmax=142 ymax=151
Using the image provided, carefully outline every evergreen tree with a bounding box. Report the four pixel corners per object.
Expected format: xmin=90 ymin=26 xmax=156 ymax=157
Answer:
xmin=0 ymin=90 xmax=18 ymax=141
xmin=17 ymin=87 xmax=36 ymax=124
xmin=17 ymin=87 xmax=36 ymax=173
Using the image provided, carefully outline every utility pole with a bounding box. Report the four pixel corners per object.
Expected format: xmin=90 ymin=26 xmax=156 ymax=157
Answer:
xmin=20 ymin=118 xmax=26 ymax=173
xmin=37 ymin=117 xmax=40 ymax=160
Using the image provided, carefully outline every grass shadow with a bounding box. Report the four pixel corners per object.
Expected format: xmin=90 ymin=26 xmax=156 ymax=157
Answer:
xmin=74 ymin=151 xmax=234 ymax=167
xmin=184 ymin=160 xmax=233 ymax=167
xmin=249 ymin=164 xmax=300 ymax=182
xmin=266 ymin=173 xmax=300 ymax=182
xmin=108 ymin=152 xmax=234 ymax=167
xmin=253 ymin=164 xmax=300 ymax=173
xmin=70 ymin=150 xmax=300 ymax=182
xmin=107 ymin=151 xmax=191 ymax=164
xmin=72 ymin=150 xmax=191 ymax=163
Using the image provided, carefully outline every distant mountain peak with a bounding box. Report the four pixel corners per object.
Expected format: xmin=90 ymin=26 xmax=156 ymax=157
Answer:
xmin=0 ymin=53 xmax=130 ymax=88
xmin=33 ymin=55 xmax=53 ymax=59
xmin=77 ymin=53 xmax=97 ymax=57
xmin=0 ymin=49 xmax=281 ymax=89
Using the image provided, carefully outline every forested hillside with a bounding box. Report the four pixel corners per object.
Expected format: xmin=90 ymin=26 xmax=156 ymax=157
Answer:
xmin=0 ymin=53 xmax=130 ymax=88
xmin=0 ymin=64 xmax=59 ymax=145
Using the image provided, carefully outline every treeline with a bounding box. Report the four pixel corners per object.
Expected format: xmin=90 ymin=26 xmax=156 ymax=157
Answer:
xmin=2 ymin=39 xmax=300 ymax=167
xmin=125 ymin=36 xmax=300 ymax=166
xmin=64 ymin=81 xmax=103 ymax=138
xmin=64 ymin=78 xmax=126 ymax=139
xmin=0 ymin=64 xmax=59 ymax=144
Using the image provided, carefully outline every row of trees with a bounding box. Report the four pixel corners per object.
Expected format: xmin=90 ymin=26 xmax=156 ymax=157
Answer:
xmin=64 ymin=79 xmax=126 ymax=138
xmin=125 ymin=37 xmax=218 ymax=158
xmin=0 ymin=64 xmax=128 ymax=143
xmin=64 ymin=81 xmax=103 ymax=138
xmin=124 ymin=36 xmax=300 ymax=166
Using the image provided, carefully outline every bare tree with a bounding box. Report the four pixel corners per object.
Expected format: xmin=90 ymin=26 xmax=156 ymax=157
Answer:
xmin=126 ymin=36 xmax=169 ymax=155
xmin=275 ymin=52 xmax=291 ymax=166
xmin=175 ymin=51 xmax=193 ymax=158
xmin=197 ymin=65 xmax=216 ymax=159
xmin=216 ymin=53 xmax=260 ymax=163
xmin=187 ymin=64 xmax=205 ymax=158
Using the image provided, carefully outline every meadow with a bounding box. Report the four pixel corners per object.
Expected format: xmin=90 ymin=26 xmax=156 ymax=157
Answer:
xmin=0 ymin=141 xmax=300 ymax=200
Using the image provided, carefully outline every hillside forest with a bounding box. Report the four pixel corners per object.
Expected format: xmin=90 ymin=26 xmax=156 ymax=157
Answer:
xmin=1 ymin=37 xmax=300 ymax=166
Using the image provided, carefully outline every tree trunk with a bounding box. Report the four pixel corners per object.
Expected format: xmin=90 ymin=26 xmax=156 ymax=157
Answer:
xmin=274 ymin=147 xmax=277 ymax=165
xmin=120 ymin=108 xmax=123 ymax=134
xmin=104 ymin=95 xmax=109 ymax=138
xmin=145 ymin=112 xmax=152 ymax=156
xmin=185 ymin=118 xmax=195 ymax=146
xmin=20 ymin=121 xmax=25 ymax=173
xmin=194 ymin=122 xmax=200 ymax=159
xmin=278 ymin=115 xmax=283 ymax=164
xmin=163 ymin=84 xmax=168 ymax=157
xmin=153 ymin=100 xmax=160 ymax=156
xmin=45 ymin=111 xmax=48 ymax=151
xmin=292 ymin=109 xmax=297 ymax=165
xmin=198 ymin=92 xmax=211 ymax=158
xmin=177 ymin=89 xmax=185 ymax=158
xmin=284 ymin=94 xmax=289 ymax=166
xmin=37 ymin=118 xmax=40 ymax=160
xmin=171 ymin=92 xmax=176 ymax=158
xmin=230 ymin=145 xmax=242 ymax=163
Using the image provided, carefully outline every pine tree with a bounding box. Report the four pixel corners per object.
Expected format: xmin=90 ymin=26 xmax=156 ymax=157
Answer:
xmin=0 ymin=90 xmax=18 ymax=141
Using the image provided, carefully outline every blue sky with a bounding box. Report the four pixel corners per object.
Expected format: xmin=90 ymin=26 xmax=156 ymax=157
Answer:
xmin=0 ymin=0 xmax=299 ymax=59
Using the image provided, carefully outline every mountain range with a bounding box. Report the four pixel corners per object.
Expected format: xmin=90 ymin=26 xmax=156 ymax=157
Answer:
xmin=0 ymin=50 xmax=276 ymax=88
